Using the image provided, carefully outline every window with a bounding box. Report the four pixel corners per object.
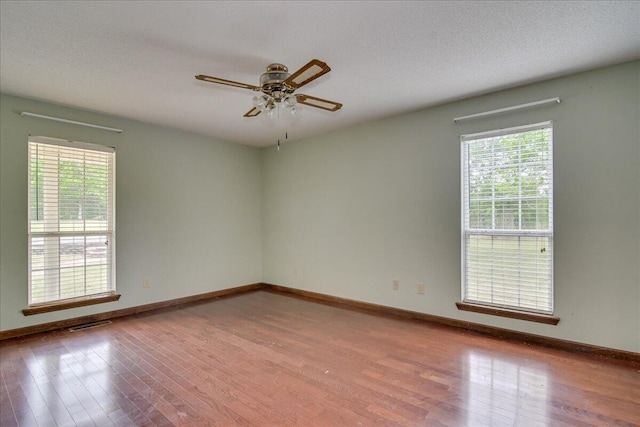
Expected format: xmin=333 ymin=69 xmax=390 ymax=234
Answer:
xmin=461 ymin=122 xmax=553 ymax=315
xmin=28 ymin=136 xmax=115 ymax=307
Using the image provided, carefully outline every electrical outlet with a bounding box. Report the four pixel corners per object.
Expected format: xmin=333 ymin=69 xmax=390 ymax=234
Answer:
xmin=393 ymin=280 xmax=399 ymax=290
xmin=417 ymin=282 xmax=425 ymax=294
xmin=143 ymin=278 xmax=150 ymax=288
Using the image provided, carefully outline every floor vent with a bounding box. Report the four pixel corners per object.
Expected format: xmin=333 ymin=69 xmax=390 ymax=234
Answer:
xmin=69 ymin=320 xmax=112 ymax=332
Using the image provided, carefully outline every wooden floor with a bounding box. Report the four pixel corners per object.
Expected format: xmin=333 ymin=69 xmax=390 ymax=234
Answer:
xmin=1 ymin=291 xmax=639 ymax=427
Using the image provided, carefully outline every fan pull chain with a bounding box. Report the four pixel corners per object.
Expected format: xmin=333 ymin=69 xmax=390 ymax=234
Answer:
xmin=276 ymin=132 xmax=288 ymax=152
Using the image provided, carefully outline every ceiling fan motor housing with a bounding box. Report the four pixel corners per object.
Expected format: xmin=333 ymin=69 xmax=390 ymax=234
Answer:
xmin=260 ymin=64 xmax=293 ymax=100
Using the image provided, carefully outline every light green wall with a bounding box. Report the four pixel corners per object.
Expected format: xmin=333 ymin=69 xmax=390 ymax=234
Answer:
xmin=262 ymin=61 xmax=640 ymax=352
xmin=2 ymin=62 xmax=639 ymax=353
xmin=0 ymin=94 xmax=263 ymax=331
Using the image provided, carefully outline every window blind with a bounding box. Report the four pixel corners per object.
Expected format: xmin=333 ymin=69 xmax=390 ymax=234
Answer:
xmin=461 ymin=122 xmax=553 ymax=314
xmin=28 ymin=136 xmax=115 ymax=305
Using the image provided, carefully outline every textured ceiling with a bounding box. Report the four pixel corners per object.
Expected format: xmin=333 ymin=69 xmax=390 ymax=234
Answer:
xmin=1 ymin=1 xmax=639 ymax=147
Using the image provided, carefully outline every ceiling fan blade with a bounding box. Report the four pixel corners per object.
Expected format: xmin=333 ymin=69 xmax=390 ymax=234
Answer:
xmin=195 ymin=74 xmax=260 ymax=91
xmin=243 ymin=107 xmax=261 ymax=118
xmin=296 ymin=94 xmax=342 ymax=112
xmin=283 ymin=59 xmax=331 ymax=89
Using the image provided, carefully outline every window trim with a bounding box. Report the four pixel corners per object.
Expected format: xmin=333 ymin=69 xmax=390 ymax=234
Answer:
xmin=460 ymin=121 xmax=555 ymax=319
xmin=27 ymin=136 xmax=116 ymax=309
xmin=22 ymin=293 xmax=121 ymax=316
xmin=456 ymin=302 xmax=559 ymax=325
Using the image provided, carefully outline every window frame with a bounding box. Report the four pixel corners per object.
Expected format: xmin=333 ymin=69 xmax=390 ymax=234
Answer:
xmin=25 ymin=136 xmax=117 ymax=314
xmin=460 ymin=122 xmax=556 ymax=322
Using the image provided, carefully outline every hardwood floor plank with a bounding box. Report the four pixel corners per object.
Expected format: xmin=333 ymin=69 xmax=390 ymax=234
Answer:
xmin=125 ymin=325 xmax=280 ymax=426
xmin=2 ymin=290 xmax=639 ymax=426
xmin=105 ymin=340 xmax=205 ymax=426
xmin=0 ymin=363 xmax=19 ymax=427
xmin=113 ymin=323 xmax=261 ymax=426
xmin=1 ymin=361 xmax=40 ymax=427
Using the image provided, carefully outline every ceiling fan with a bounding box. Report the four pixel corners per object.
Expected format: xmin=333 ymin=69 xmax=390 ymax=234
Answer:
xmin=196 ymin=59 xmax=342 ymax=118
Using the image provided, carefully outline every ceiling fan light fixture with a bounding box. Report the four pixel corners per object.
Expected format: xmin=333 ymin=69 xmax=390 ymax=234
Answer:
xmin=283 ymin=94 xmax=297 ymax=108
xmin=252 ymin=94 xmax=269 ymax=111
xmin=282 ymin=94 xmax=298 ymax=116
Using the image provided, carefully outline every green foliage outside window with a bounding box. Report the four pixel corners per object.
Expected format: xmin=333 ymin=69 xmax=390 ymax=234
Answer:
xmin=30 ymin=159 xmax=109 ymax=222
xmin=467 ymin=128 xmax=551 ymax=232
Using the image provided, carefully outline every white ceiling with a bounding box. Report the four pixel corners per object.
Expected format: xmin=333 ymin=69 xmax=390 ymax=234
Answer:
xmin=1 ymin=1 xmax=639 ymax=147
